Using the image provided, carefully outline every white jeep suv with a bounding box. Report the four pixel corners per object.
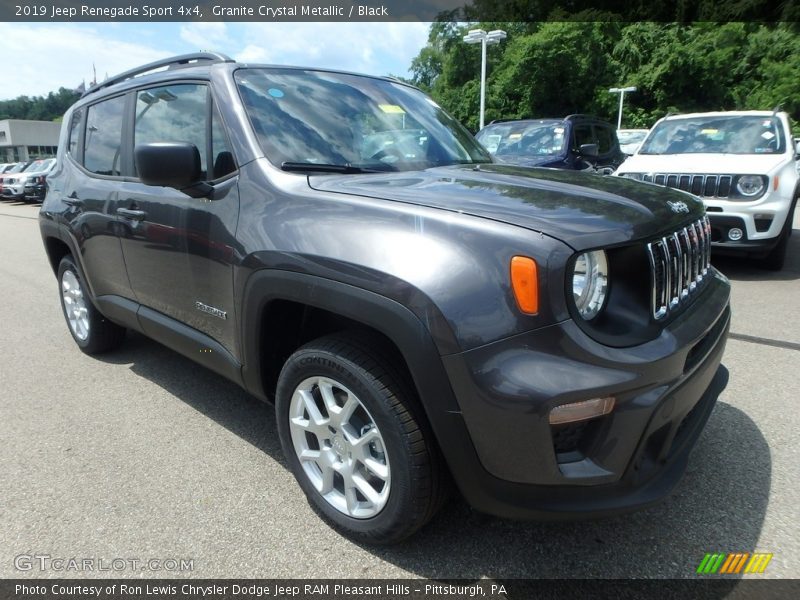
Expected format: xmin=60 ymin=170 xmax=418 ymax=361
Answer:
xmin=616 ymin=111 xmax=798 ymax=270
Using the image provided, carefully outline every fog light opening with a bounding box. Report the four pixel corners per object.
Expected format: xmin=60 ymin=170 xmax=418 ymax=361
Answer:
xmin=549 ymin=396 xmax=616 ymax=425
xmin=728 ymin=227 xmax=744 ymax=241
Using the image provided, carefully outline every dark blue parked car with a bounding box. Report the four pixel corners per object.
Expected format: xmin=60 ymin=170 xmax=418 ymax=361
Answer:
xmin=476 ymin=114 xmax=626 ymax=174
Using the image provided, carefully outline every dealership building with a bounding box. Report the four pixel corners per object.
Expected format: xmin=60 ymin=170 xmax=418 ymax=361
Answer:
xmin=0 ymin=119 xmax=60 ymax=163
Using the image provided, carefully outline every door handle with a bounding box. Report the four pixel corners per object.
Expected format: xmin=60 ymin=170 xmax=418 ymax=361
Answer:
xmin=117 ymin=208 xmax=146 ymax=221
xmin=64 ymin=191 xmax=81 ymax=206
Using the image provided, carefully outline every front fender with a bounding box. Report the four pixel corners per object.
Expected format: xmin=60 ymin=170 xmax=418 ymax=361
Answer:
xmin=239 ymin=269 xmax=459 ymax=411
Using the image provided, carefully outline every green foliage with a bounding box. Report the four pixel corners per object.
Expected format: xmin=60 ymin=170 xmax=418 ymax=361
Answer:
xmin=409 ymin=22 xmax=800 ymax=133
xmin=0 ymin=88 xmax=80 ymax=122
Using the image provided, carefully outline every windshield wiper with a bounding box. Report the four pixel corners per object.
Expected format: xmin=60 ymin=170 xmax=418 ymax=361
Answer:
xmin=281 ymin=162 xmax=392 ymax=174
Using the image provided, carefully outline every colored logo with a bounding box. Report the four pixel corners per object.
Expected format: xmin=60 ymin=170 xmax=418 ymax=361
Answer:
xmin=696 ymin=552 xmax=773 ymax=575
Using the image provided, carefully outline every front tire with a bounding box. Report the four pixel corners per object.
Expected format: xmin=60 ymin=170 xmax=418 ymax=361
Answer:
xmin=275 ymin=332 xmax=446 ymax=544
xmin=760 ymin=208 xmax=793 ymax=271
xmin=57 ymin=255 xmax=126 ymax=354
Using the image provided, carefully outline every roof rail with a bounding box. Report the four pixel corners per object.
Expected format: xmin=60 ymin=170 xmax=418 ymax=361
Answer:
xmin=81 ymin=52 xmax=235 ymax=98
xmin=564 ymin=114 xmax=597 ymax=121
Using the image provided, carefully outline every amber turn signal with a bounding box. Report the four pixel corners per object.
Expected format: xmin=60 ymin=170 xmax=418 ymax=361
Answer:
xmin=549 ymin=397 xmax=616 ymax=425
xmin=510 ymin=256 xmax=539 ymax=314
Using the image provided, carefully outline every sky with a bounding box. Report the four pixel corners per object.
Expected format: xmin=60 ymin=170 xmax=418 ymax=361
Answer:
xmin=0 ymin=22 xmax=432 ymax=100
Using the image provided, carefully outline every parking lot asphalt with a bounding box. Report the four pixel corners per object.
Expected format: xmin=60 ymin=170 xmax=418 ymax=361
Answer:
xmin=0 ymin=200 xmax=798 ymax=580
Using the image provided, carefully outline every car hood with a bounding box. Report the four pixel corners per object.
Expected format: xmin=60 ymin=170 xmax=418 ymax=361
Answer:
xmin=308 ymin=163 xmax=705 ymax=250
xmin=618 ymin=152 xmax=789 ymax=174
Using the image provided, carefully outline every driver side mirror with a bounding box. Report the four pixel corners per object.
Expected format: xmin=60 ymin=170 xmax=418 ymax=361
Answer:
xmin=579 ymin=143 xmax=599 ymax=158
xmin=135 ymin=142 xmax=211 ymax=197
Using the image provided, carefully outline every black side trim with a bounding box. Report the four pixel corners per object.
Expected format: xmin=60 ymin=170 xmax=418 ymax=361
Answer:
xmin=95 ymin=296 xmax=144 ymax=333
xmin=137 ymin=306 xmax=243 ymax=386
xmin=93 ymin=294 xmax=243 ymax=386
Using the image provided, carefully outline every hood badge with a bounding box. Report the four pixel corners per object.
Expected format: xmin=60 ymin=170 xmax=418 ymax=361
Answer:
xmin=195 ymin=301 xmax=227 ymax=320
xmin=667 ymin=200 xmax=690 ymax=214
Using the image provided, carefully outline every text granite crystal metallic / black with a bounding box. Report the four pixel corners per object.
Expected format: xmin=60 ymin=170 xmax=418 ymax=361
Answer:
xmin=38 ymin=53 xmax=730 ymax=543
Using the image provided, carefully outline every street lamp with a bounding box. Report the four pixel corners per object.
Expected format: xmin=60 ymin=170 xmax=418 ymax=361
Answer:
xmin=463 ymin=28 xmax=507 ymax=130
xmin=608 ymin=86 xmax=637 ymax=130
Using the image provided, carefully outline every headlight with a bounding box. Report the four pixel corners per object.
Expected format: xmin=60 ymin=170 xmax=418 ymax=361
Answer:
xmin=572 ymin=250 xmax=609 ymax=320
xmin=735 ymin=175 xmax=766 ymax=197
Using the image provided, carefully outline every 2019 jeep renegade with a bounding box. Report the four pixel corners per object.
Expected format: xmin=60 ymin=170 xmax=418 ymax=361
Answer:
xmin=39 ymin=53 xmax=731 ymax=543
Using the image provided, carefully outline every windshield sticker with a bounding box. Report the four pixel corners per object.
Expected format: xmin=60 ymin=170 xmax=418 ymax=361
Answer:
xmin=700 ymin=129 xmax=718 ymax=135
xmin=761 ymin=131 xmax=775 ymax=140
xmin=554 ymin=127 xmax=565 ymax=134
xmin=762 ymin=120 xmax=772 ymax=127
xmin=508 ymin=133 xmax=522 ymax=140
xmin=268 ymin=88 xmax=284 ymax=98
xmin=379 ymin=104 xmax=406 ymax=114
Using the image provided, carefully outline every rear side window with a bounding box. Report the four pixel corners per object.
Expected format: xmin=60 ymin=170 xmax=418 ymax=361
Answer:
xmin=67 ymin=108 xmax=83 ymax=157
xmin=84 ymin=96 xmax=126 ymax=176
xmin=573 ymin=124 xmax=594 ymax=149
xmin=134 ymin=84 xmax=209 ymax=178
xmin=593 ymin=125 xmax=614 ymax=155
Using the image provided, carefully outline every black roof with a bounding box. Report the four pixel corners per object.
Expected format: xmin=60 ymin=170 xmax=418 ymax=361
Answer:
xmin=80 ymin=52 xmax=420 ymax=103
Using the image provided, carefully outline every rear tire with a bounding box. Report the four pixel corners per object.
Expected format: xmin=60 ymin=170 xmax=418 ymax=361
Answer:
xmin=57 ymin=255 xmax=126 ymax=354
xmin=275 ymin=332 xmax=447 ymax=544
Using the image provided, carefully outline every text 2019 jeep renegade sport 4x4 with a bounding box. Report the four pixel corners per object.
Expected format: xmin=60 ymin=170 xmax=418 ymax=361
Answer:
xmin=39 ymin=54 xmax=730 ymax=543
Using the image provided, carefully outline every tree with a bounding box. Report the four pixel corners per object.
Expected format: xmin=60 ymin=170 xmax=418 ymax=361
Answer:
xmin=0 ymin=88 xmax=80 ymax=121
xmin=409 ymin=22 xmax=800 ymax=133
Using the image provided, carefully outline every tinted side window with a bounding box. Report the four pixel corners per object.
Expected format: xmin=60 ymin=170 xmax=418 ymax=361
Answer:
xmin=594 ymin=125 xmax=614 ymax=155
xmin=211 ymin=103 xmax=236 ymax=179
xmin=84 ymin=96 xmax=126 ymax=176
xmin=68 ymin=108 xmax=83 ymax=157
xmin=573 ymin=124 xmax=594 ymax=149
xmin=134 ymin=84 xmax=208 ymax=178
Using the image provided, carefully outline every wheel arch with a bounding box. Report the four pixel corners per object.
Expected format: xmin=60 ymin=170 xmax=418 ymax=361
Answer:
xmin=240 ymin=270 xmax=460 ymax=410
xmin=239 ymin=270 xmax=478 ymax=479
xmin=43 ymin=235 xmax=73 ymax=276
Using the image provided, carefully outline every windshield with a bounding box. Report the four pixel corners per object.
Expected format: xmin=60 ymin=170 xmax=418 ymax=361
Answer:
xmin=639 ymin=115 xmax=786 ymax=155
xmin=476 ymin=122 xmax=567 ymax=157
xmin=24 ymin=159 xmax=55 ymax=172
xmin=235 ymin=68 xmax=491 ymax=171
xmin=7 ymin=162 xmax=28 ymax=173
xmin=617 ymin=130 xmax=648 ymax=145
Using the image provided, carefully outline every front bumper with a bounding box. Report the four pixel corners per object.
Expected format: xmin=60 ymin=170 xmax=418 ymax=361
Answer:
xmin=24 ymin=184 xmax=46 ymax=201
xmin=438 ymin=269 xmax=730 ymax=519
xmin=2 ymin=183 xmax=25 ymax=198
xmin=704 ymin=190 xmax=793 ymax=254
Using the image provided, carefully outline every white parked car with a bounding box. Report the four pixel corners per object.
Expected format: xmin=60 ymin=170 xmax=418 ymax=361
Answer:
xmin=1 ymin=158 xmax=56 ymax=201
xmin=616 ymin=111 xmax=798 ymax=270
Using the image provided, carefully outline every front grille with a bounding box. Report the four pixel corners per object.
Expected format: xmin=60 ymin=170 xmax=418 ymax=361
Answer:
xmin=627 ymin=173 xmax=734 ymax=198
xmin=645 ymin=217 xmax=711 ymax=320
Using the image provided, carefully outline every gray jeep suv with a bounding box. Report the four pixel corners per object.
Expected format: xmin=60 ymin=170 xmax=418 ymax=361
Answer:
xmin=39 ymin=53 xmax=730 ymax=543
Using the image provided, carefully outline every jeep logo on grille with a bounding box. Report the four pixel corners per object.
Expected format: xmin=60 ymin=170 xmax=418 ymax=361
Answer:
xmin=667 ymin=200 xmax=690 ymax=213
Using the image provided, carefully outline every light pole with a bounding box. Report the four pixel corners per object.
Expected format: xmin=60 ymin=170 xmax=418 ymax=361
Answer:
xmin=463 ymin=28 xmax=507 ymax=130
xmin=608 ymin=86 xmax=637 ymax=130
